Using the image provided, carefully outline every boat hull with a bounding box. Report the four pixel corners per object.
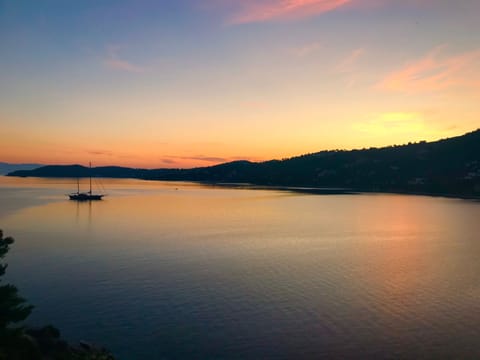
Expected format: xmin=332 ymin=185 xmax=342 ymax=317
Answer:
xmin=69 ymin=193 xmax=104 ymax=201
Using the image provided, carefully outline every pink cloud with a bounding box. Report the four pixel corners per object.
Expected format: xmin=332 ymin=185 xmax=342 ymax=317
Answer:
xmin=227 ymin=0 xmax=351 ymax=24
xmin=215 ymin=0 xmax=436 ymax=24
xmin=378 ymin=46 xmax=480 ymax=93
xmin=348 ymin=0 xmax=435 ymax=10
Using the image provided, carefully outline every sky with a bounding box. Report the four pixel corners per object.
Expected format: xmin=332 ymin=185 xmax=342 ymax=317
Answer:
xmin=1 ymin=0 xmax=479 ymax=168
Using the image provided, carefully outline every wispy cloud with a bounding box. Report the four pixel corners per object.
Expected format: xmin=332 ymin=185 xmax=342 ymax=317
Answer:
xmin=207 ymin=0 xmax=439 ymax=25
xmin=227 ymin=0 xmax=351 ymax=24
xmin=162 ymin=155 xmax=229 ymax=164
xmin=158 ymin=154 xmax=259 ymax=167
xmin=86 ymin=149 xmax=114 ymax=156
xmin=221 ymin=0 xmax=434 ymax=24
xmin=348 ymin=0 xmax=435 ymax=10
xmin=335 ymin=48 xmax=365 ymax=73
xmin=378 ymin=45 xmax=480 ymax=93
xmin=104 ymin=45 xmax=145 ymax=73
xmin=333 ymin=48 xmax=365 ymax=89
xmin=183 ymin=155 xmax=229 ymax=163
xmin=158 ymin=158 xmax=178 ymax=166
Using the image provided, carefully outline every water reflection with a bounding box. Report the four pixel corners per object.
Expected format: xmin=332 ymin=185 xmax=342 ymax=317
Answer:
xmin=1 ymin=178 xmax=480 ymax=359
xmin=74 ymin=200 xmax=93 ymax=230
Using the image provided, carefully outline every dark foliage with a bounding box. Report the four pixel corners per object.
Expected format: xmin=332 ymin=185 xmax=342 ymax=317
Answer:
xmin=0 ymin=230 xmax=115 ymax=360
xmin=0 ymin=230 xmax=36 ymax=360
xmin=0 ymin=230 xmax=34 ymax=327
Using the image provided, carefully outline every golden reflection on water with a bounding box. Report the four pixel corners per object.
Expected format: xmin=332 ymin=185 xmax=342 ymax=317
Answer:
xmin=2 ymin=178 xmax=480 ymax=359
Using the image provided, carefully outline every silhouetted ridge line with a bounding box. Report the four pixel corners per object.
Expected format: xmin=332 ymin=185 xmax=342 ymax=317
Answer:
xmin=6 ymin=129 xmax=480 ymax=198
xmin=0 ymin=162 xmax=43 ymax=175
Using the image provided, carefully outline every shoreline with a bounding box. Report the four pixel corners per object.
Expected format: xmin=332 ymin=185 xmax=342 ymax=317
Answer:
xmin=199 ymin=181 xmax=480 ymax=201
xmin=4 ymin=175 xmax=478 ymax=201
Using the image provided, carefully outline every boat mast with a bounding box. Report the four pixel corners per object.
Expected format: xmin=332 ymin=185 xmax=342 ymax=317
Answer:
xmin=77 ymin=178 xmax=80 ymax=194
xmin=89 ymin=162 xmax=92 ymax=195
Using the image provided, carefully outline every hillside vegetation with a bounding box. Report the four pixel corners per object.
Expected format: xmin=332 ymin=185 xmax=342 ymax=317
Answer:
xmin=8 ymin=129 xmax=480 ymax=198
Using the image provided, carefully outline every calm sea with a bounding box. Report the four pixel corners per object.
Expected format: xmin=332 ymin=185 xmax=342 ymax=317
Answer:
xmin=1 ymin=176 xmax=480 ymax=359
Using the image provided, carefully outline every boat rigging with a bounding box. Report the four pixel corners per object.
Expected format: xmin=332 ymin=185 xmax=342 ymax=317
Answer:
xmin=68 ymin=162 xmax=105 ymax=201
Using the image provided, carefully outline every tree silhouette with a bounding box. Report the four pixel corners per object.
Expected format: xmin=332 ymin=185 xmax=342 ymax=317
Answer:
xmin=0 ymin=230 xmax=115 ymax=359
xmin=0 ymin=229 xmax=37 ymax=359
xmin=0 ymin=230 xmax=33 ymax=326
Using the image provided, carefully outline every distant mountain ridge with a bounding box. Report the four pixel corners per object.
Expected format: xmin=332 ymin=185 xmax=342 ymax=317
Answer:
xmin=0 ymin=162 xmax=43 ymax=175
xmin=9 ymin=165 xmax=148 ymax=179
xmin=7 ymin=129 xmax=480 ymax=197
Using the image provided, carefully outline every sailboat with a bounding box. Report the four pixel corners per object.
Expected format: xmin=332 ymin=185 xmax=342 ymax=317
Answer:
xmin=68 ymin=162 xmax=105 ymax=201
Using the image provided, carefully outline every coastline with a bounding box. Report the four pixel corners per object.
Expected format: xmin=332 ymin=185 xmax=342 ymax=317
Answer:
xmin=200 ymin=181 xmax=480 ymax=200
xmin=3 ymin=174 xmax=478 ymax=201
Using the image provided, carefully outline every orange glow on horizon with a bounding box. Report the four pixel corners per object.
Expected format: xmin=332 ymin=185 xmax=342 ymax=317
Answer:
xmin=0 ymin=124 xmax=472 ymax=169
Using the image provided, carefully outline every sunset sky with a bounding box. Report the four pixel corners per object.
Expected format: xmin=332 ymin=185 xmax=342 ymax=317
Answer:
xmin=1 ymin=0 xmax=479 ymax=168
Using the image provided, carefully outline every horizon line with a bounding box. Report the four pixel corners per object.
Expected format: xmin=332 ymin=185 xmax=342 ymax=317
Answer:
xmin=2 ymin=128 xmax=478 ymax=171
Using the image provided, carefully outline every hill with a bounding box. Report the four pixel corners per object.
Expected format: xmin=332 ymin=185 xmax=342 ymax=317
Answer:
xmin=8 ymin=165 xmax=148 ymax=179
xmin=0 ymin=162 xmax=43 ymax=175
xmin=7 ymin=129 xmax=480 ymax=197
